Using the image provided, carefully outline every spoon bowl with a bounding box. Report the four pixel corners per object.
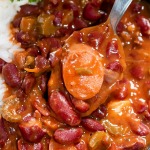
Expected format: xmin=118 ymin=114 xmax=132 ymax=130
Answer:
xmin=49 ymin=0 xmax=133 ymax=116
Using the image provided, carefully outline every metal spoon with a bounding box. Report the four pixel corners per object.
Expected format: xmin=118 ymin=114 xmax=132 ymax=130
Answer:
xmin=109 ymin=0 xmax=132 ymax=33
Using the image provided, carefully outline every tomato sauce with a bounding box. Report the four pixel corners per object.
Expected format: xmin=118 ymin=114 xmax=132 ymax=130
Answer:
xmin=0 ymin=0 xmax=150 ymax=149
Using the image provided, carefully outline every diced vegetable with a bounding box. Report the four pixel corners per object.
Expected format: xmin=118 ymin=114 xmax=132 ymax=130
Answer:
xmin=1 ymin=96 xmax=22 ymax=122
xmin=89 ymin=131 xmax=108 ymax=150
xmin=20 ymin=16 xmax=36 ymax=32
xmin=37 ymin=14 xmax=58 ymax=36
xmin=25 ymin=56 xmax=35 ymax=67
xmin=75 ymin=67 xmax=93 ymax=75
xmin=102 ymin=120 xmax=129 ymax=136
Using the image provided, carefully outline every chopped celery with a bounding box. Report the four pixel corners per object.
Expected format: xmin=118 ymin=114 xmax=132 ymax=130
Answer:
xmin=25 ymin=56 xmax=35 ymax=67
xmin=75 ymin=67 xmax=93 ymax=75
xmin=89 ymin=131 xmax=108 ymax=150
xmin=20 ymin=17 xmax=36 ymax=32
xmin=37 ymin=14 xmax=58 ymax=36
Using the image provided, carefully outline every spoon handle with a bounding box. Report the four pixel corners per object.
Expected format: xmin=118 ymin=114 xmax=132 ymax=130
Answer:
xmin=109 ymin=0 xmax=132 ymax=32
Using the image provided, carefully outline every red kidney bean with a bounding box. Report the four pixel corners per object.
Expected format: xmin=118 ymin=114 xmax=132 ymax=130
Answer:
xmin=37 ymin=38 xmax=61 ymax=58
xmin=57 ymin=27 xmax=72 ymax=37
xmin=132 ymin=2 xmax=142 ymax=13
xmin=18 ymin=139 xmax=43 ymax=150
xmin=0 ymin=118 xmax=8 ymax=147
xmin=92 ymin=104 xmax=107 ymax=119
xmin=48 ymin=91 xmax=81 ymax=126
xmin=15 ymin=31 xmax=26 ymax=44
xmin=16 ymin=89 xmax=26 ymax=101
xmin=75 ymin=140 xmax=88 ymax=150
xmin=27 ymin=46 xmax=40 ymax=57
xmin=19 ymin=117 xmax=45 ymax=143
xmin=123 ymin=144 xmax=144 ymax=150
xmin=116 ymin=22 xmax=125 ymax=34
xmin=37 ymin=39 xmax=50 ymax=58
xmin=106 ymin=61 xmax=123 ymax=73
xmin=130 ymin=65 xmax=145 ymax=80
xmin=0 ymin=58 xmax=6 ymax=73
xmin=49 ymin=38 xmax=61 ymax=50
xmin=33 ymin=96 xmax=50 ymax=116
xmin=49 ymin=48 xmax=62 ymax=68
xmin=83 ymin=3 xmax=102 ymax=21
xmin=81 ymin=118 xmax=105 ymax=132
xmin=20 ymin=4 xmax=41 ymax=16
xmin=121 ymin=137 xmax=145 ymax=150
xmin=113 ymin=79 xmax=129 ymax=100
xmin=114 ymin=87 xmax=128 ymax=100
xmin=69 ymin=18 xmax=87 ymax=31
xmin=53 ymin=11 xmax=63 ymax=26
xmin=136 ymin=15 xmax=150 ymax=35
xmin=88 ymin=31 xmax=104 ymax=48
xmin=15 ymin=31 xmax=36 ymax=46
xmin=38 ymin=74 xmax=48 ymax=94
xmin=2 ymin=63 xmax=21 ymax=88
xmin=106 ymin=40 xmax=119 ymax=58
xmin=12 ymin=16 xmax=22 ymax=28
xmin=63 ymin=2 xmax=79 ymax=17
xmin=35 ymin=55 xmax=50 ymax=69
xmin=132 ymin=98 xmax=148 ymax=114
xmin=129 ymin=121 xmax=149 ymax=136
xmin=71 ymin=98 xmax=90 ymax=113
xmin=21 ymin=73 xmax=35 ymax=94
xmin=54 ymin=128 xmax=83 ymax=144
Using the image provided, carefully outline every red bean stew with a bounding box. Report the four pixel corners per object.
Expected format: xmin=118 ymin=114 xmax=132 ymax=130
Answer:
xmin=0 ymin=0 xmax=150 ymax=149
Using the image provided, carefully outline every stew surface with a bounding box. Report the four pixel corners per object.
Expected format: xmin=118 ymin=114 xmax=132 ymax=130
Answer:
xmin=0 ymin=0 xmax=150 ymax=149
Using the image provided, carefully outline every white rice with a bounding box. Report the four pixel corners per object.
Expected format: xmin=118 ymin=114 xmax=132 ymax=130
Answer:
xmin=0 ymin=0 xmax=35 ymax=108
